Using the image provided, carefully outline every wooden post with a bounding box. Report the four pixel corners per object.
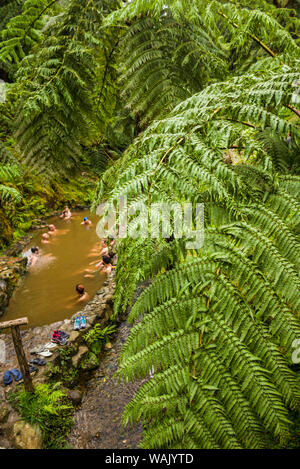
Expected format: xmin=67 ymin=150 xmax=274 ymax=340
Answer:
xmin=0 ymin=317 xmax=34 ymax=393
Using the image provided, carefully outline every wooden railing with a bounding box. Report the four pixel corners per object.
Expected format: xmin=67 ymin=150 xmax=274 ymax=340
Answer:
xmin=0 ymin=317 xmax=34 ymax=393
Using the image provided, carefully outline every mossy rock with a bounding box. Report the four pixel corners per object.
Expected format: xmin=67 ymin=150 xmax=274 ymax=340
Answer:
xmin=61 ymin=369 xmax=79 ymax=388
xmin=79 ymin=352 xmax=99 ymax=371
xmin=0 ymin=256 xmax=27 ymax=312
xmin=0 ymin=209 xmax=13 ymax=249
xmin=12 ymin=421 xmax=43 ymax=450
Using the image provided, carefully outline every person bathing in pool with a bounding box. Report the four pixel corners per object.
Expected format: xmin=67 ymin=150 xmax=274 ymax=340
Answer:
xmin=28 ymin=246 xmax=39 ymax=266
xmin=96 ymin=238 xmax=115 ymax=259
xmin=96 ymin=254 xmax=115 ymax=274
xmin=76 ymin=284 xmax=89 ymax=302
xmin=89 ymin=239 xmax=110 ymax=265
xmin=48 ymin=224 xmax=56 ymax=235
xmin=84 ymin=251 xmax=115 ymax=278
xmin=81 ymin=216 xmax=92 ymax=226
xmin=48 ymin=222 xmax=69 ymax=237
xmin=60 ymin=206 xmax=71 ymax=219
xmin=41 ymin=233 xmax=50 ymax=244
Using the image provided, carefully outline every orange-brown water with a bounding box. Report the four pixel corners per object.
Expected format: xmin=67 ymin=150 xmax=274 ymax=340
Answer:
xmin=4 ymin=210 xmax=106 ymax=327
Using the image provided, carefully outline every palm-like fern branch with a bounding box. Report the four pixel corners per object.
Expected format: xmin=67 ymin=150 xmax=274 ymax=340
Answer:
xmin=13 ymin=0 xmax=103 ymax=174
xmin=119 ymin=14 xmax=228 ymax=126
xmin=103 ymin=0 xmax=300 ymax=126
xmin=94 ymin=67 xmax=300 ymax=448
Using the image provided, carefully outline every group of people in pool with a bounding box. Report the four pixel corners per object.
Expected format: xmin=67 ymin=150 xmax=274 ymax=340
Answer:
xmin=74 ymin=236 xmax=116 ymax=302
xmin=84 ymin=237 xmax=116 ymax=278
xmin=28 ymin=222 xmax=57 ymax=265
xmin=27 ymin=206 xmax=116 ymax=304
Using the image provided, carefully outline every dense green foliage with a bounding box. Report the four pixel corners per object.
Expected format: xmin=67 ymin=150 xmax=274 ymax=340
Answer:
xmin=84 ymin=323 xmax=117 ymax=355
xmin=8 ymin=383 xmax=73 ymax=449
xmin=98 ymin=68 xmax=300 ymax=449
xmin=1 ymin=0 xmax=300 ymax=449
xmin=95 ymin=0 xmax=300 ymax=449
xmin=0 ymin=2 xmax=102 ymax=247
xmin=0 ymin=139 xmax=95 ymax=249
xmin=0 ymin=0 xmax=129 ymax=249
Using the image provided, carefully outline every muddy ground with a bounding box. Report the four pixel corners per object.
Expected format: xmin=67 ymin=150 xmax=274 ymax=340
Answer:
xmin=68 ymin=320 xmax=144 ymax=449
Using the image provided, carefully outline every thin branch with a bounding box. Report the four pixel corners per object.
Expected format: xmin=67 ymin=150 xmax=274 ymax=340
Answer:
xmin=96 ymin=37 xmax=120 ymax=111
xmin=23 ymin=0 xmax=59 ymax=39
xmin=217 ymin=9 xmax=300 ymax=119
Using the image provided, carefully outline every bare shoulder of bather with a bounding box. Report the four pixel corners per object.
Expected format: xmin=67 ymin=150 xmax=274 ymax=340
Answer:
xmin=48 ymin=224 xmax=56 ymax=235
xmin=104 ymin=265 xmax=112 ymax=274
xmin=100 ymin=246 xmax=109 ymax=256
xmin=77 ymin=292 xmax=89 ymax=302
xmin=95 ymin=260 xmax=104 ymax=269
xmin=29 ymin=255 xmax=38 ymax=267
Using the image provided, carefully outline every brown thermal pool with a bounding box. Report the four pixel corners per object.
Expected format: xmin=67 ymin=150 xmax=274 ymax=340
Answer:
xmin=4 ymin=210 xmax=106 ymax=327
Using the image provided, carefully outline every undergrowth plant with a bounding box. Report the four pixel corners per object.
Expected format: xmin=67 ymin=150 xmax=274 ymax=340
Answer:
xmin=84 ymin=323 xmax=117 ymax=355
xmin=8 ymin=383 xmax=73 ymax=449
xmin=45 ymin=344 xmax=79 ymax=388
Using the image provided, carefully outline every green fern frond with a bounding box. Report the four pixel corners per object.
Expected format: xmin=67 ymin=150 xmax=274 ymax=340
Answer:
xmin=0 ymin=0 xmax=60 ymax=65
xmin=97 ymin=64 xmax=300 ymax=448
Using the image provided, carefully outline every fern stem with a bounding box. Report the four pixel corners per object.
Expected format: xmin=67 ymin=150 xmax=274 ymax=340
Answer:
xmin=23 ymin=0 xmax=58 ymax=39
xmin=217 ymin=9 xmax=300 ymax=119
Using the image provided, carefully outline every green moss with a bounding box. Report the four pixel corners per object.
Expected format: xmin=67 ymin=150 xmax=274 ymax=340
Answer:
xmin=45 ymin=344 xmax=80 ymax=388
xmin=79 ymin=352 xmax=99 ymax=371
xmin=0 ymin=208 xmax=13 ymax=249
xmin=0 ymin=171 xmax=96 ymax=251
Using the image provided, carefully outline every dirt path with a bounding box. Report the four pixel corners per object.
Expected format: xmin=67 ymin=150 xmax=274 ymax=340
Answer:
xmin=68 ymin=321 xmax=143 ymax=449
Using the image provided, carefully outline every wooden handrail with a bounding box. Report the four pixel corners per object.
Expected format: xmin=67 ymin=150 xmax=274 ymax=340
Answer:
xmin=0 ymin=317 xmax=29 ymax=329
xmin=0 ymin=317 xmax=34 ymax=393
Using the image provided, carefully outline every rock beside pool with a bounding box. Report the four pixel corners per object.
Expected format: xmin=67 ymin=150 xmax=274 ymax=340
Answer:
xmin=69 ymin=331 xmax=80 ymax=342
xmin=12 ymin=421 xmax=43 ymax=450
xmin=3 ymin=236 xmax=32 ymax=257
xmin=79 ymin=352 xmax=99 ymax=371
xmin=0 ymin=405 xmax=10 ymax=424
xmin=67 ymin=389 xmax=83 ymax=406
xmin=0 ymin=256 xmax=27 ymax=316
xmin=72 ymin=346 xmax=89 ymax=367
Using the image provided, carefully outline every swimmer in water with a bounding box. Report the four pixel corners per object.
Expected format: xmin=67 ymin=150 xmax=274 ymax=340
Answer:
xmin=28 ymin=246 xmax=39 ymax=266
xmin=100 ymin=245 xmax=109 ymax=256
xmin=84 ymin=272 xmax=95 ymax=278
xmin=41 ymin=233 xmax=50 ymax=244
xmin=48 ymin=224 xmax=56 ymax=235
xmin=90 ymin=240 xmax=116 ymax=266
xmin=81 ymin=216 xmax=92 ymax=225
xmin=100 ymin=238 xmax=115 ymax=256
xmin=96 ymin=255 xmax=114 ymax=274
xmin=76 ymin=284 xmax=89 ymax=302
xmin=88 ymin=239 xmax=108 ymax=264
xmin=60 ymin=206 xmax=71 ymax=219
